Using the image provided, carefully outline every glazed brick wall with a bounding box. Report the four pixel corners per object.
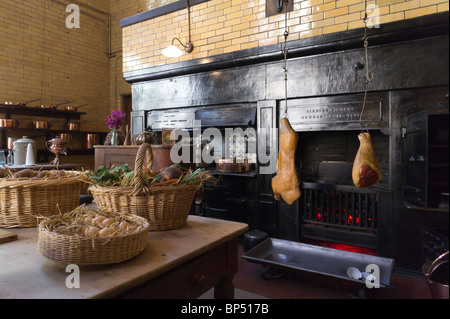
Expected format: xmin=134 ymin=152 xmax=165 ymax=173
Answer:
xmin=109 ymin=0 xmax=176 ymax=110
xmin=122 ymin=0 xmax=449 ymax=72
xmin=1 ymin=0 xmax=448 ymax=138
xmin=0 ymin=0 xmax=112 ymax=135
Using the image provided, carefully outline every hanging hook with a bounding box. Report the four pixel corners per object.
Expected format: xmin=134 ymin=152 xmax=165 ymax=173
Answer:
xmin=359 ymin=0 xmax=374 ymax=131
xmin=281 ymin=0 xmax=290 ymax=118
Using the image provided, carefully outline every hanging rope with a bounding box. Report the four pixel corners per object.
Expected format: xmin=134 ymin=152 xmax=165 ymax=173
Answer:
xmin=282 ymin=0 xmax=289 ymax=118
xmin=359 ymin=0 xmax=374 ymax=132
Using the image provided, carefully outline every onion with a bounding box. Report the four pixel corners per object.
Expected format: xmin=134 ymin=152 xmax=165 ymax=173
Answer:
xmin=84 ymin=216 xmax=94 ymax=224
xmin=102 ymin=218 xmax=115 ymax=227
xmin=92 ymin=216 xmax=107 ymax=225
xmin=84 ymin=226 xmax=100 ymax=237
xmin=99 ymin=227 xmax=116 ymax=237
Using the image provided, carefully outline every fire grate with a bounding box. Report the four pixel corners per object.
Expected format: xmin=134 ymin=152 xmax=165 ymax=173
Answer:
xmin=299 ymin=182 xmax=391 ymax=249
xmin=302 ymin=182 xmax=378 ymax=233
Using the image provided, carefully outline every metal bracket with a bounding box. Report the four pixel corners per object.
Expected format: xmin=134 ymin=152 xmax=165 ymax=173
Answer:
xmin=277 ymin=0 xmax=284 ymax=12
xmin=401 ymin=127 xmax=407 ymax=138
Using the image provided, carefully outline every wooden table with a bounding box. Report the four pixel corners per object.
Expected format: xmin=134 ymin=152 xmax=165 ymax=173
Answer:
xmin=0 ymin=216 xmax=248 ymax=299
xmin=4 ymin=163 xmax=82 ymax=171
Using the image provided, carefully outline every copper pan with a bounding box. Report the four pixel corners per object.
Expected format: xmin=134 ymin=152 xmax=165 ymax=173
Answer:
xmin=0 ymin=119 xmax=20 ymax=128
xmin=3 ymin=101 xmax=22 ymax=106
xmin=33 ymin=119 xmax=65 ymax=130
xmin=215 ymin=158 xmax=252 ymax=173
xmin=65 ymin=104 xmax=88 ymax=111
xmin=3 ymin=98 xmax=41 ymax=107
xmin=38 ymin=101 xmax=71 ymax=109
xmin=66 ymin=120 xmax=91 ymax=131
xmin=33 ymin=120 xmax=51 ymax=129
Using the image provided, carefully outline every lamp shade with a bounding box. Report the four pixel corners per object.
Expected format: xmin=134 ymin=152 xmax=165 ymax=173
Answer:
xmin=162 ymin=45 xmax=184 ymax=58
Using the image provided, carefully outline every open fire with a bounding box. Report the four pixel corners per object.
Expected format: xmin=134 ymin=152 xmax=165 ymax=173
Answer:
xmin=302 ymin=183 xmax=379 ymax=233
xmin=298 ymin=180 xmax=390 ymax=251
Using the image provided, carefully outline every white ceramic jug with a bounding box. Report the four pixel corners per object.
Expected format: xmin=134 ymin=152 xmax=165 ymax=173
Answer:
xmin=13 ymin=136 xmax=37 ymax=165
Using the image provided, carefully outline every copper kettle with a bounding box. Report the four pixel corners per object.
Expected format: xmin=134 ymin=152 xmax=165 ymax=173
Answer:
xmin=46 ymin=136 xmax=71 ymax=165
xmin=134 ymin=130 xmax=157 ymax=145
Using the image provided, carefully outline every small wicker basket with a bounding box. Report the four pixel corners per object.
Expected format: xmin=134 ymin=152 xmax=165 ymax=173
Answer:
xmin=89 ymin=143 xmax=199 ymax=231
xmin=38 ymin=207 xmax=150 ymax=265
xmin=0 ymin=171 xmax=84 ymax=228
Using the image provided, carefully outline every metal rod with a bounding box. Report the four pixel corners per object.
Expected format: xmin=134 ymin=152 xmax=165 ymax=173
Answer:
xmin=314 ymin=189 xmax=318 ymax=222
xmin=365 ymin=193 xmax=369 ymax=229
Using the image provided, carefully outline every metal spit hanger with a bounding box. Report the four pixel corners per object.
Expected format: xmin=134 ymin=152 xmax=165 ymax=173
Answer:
xmin=359 ymin=0 xmax=375 ymax=132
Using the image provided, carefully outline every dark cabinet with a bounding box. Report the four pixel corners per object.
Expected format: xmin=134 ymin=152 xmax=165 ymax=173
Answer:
xmin=404 ymin=111 xmax=449 ymax=208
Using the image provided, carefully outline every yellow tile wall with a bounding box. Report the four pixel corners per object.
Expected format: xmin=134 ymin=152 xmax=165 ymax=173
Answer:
xmin=2 ymin=0 xmax=446 ymax=146
xmin=122 ymin=0 xmax=449 ymax=72
xmin=0 ymin=0 xmax=111 ymax=134
xmin=109 ymin=0 xmax=177 ymax=111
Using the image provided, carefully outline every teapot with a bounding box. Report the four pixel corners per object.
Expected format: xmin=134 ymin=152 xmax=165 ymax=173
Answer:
xmin=46 ymin=136 xmax=71 ymax=165
xmin=13 ymin=136 xmax=37 ymax=165
xmin=134 ymin=130 xmax=157 ymax=145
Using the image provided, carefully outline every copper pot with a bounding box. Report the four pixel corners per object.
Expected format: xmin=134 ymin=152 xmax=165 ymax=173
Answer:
xmin=423 ymin=251 xmax=449 ymax=299
xmin=7 ymin=137 xmax=18 ymax=150
xmin=0 ymin=119 xmax=19 ymax=128
xmin=33 ymin=120 xmax=51 ymax=129
xmin=66 ymin=121 xmax=80 ymax=131
xmin=60 ymin=133 xmax=72 ymax=145
xmin=46 ymin=136 xmax=71 ymax=165
xmin=86 ymin=133 xmax=99 ymax=149
xmin=215 ymin=158 xmax=252 ymax=173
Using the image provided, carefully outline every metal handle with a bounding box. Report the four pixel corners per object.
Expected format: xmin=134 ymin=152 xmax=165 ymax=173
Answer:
xmin=54 ymin=101 xmax=71 ymax=108
xmin=430 ymin=251 xmax=449 ymax=273
xmin=23 ymin=98 xmax=41 ymax=106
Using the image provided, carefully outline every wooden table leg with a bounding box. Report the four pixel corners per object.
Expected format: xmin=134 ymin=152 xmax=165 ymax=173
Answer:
xmin=214 ymin=274 xmax=235 ymax=299
xmin=214 ymin=238 xmax=238 ymax=299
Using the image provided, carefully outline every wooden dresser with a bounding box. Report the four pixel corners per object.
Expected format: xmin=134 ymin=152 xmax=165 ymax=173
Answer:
xmin=94 ymin=145 xmax=173 ymax=171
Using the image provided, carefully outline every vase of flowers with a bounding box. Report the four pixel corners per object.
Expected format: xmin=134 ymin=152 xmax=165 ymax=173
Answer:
xmin=105 ymin=110 xmax=126 ymax=145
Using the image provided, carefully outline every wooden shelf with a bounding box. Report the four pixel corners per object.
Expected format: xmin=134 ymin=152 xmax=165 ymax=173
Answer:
xmin=208 ymin=169 xmax=257 ymax=177
xmin=0 ymin=127 xmax=107 ymax=136
xmin=0 ymin=106 xmax=106 ymax=152
xmin=0 ymin=105 xmax=86 ymax=120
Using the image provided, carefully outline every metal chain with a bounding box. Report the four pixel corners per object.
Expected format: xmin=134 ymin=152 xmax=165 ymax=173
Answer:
xmin=282 ymin=0 xmax=289 ymax=118
xmin=359 ymin=0 xmax=374 ymax=131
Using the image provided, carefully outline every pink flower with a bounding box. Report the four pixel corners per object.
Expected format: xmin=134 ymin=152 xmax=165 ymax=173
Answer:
xmin=105 ymin=110 xmax=126 ymax=130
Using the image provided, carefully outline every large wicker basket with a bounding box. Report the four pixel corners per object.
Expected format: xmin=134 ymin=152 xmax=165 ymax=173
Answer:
xmin=38 ymin=207 xmax=150 ymax=265
xmin=89 ymin=143 xmax=199 ymax=231
xmin=0 ymin=171 xmax=84 ymax=228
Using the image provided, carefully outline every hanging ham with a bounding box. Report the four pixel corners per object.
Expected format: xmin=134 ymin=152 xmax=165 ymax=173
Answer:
xmin=272 ymin=117 xmax=301 ymax=205
xmin=352 ymin=132 xmax=382 ymax=188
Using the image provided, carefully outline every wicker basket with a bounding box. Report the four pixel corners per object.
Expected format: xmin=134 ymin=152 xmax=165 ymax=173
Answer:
xmin=89 ymin=143 xmax=199 ymax=231
xmin=38 ymin=207 xmax=150 ymax=265
xmin=0 ymin=171 xmax=84 ymax=228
